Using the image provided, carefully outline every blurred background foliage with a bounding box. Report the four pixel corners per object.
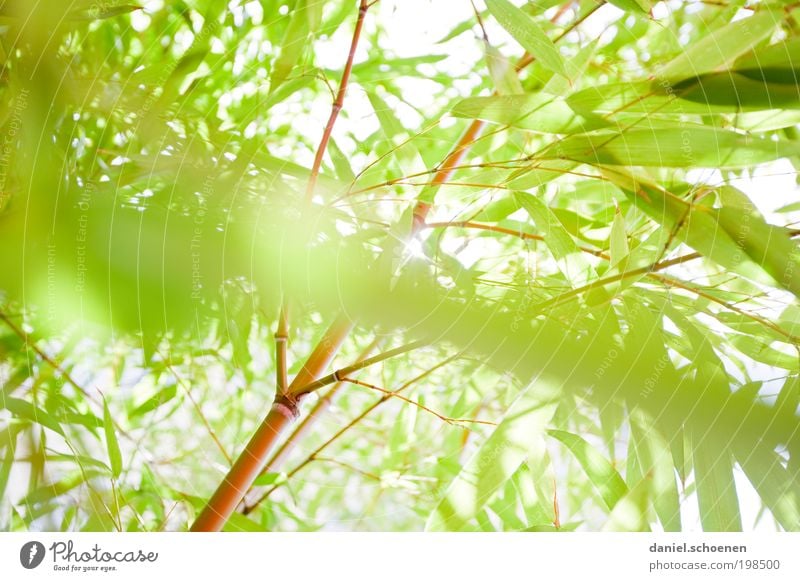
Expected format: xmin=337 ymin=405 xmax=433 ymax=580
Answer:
xmin=1 ymin=0 xmax=800 ymax=531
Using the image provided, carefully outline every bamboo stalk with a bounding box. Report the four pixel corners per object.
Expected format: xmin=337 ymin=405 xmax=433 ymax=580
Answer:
xmin=190 ymin=314 xmax=354 ymax=531
xmin=189 ymin=404 xmax=295 ymax=532
xmin=242 ymin=337 xmax=383 ymax=506
xmin=190 ymin=0 xmax=372 ymax=531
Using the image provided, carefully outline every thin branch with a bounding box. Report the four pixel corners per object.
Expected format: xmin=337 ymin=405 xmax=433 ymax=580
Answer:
xmin=161 ymin=356 xmax=232 ymax=464
xmin=425 ymin=220 xmax=608 ymax=258
xmin=291 ymin=339 xmax=429 ymax=397
xmin=304 ymin=0 xmax=370 ymax=205
xmin=410 ymin=2 xmax=600 ymax=233
xmin=313 ymin=456 xmax=382 ymax=481
xmin=344 ymin=377 xmax=496 ymax=427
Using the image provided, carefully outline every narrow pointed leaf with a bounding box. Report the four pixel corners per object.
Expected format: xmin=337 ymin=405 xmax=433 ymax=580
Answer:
xmin=426 ymin=379 xmax=559 ymax=531
xmin=486 ymin=0 xmax=566 ymax=77
xmin=103 ymin=398 xmax=123 ymax=479
xmin=656 ymin=11 xmax=780 ymax=83
xmin=514 ymin=191 xmax=597 ymax=287
xmin=693 ymin=439 xmax=742 ymax=532
xmin=548 ymin=429 xmax=628 ymax=510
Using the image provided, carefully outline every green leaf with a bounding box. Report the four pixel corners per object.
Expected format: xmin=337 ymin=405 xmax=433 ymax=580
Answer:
xmin=0 ymin=432 xmax=17 ymax=504
xmin=270 ymin=0 xmax=311 ymax=92
xmin=514 ymin=192 xmax=597 ymax=287
xmin=602 ymin=477 xmax=652 ymax=531
xmin=103 ymin=398 xmax=123 ymax=479
xmin=69 ymin=4 xmax=143 ymax=21
xmin=609 ymin=208 xmax=629 ymax=268
xmin=425 ymin=378 xmax=559 ymax=531
xmin=19 ymin=470 xmax=103 ymax=506
xmin=715 ymin=200 xmax=800 ymax=298
xmin=736 ymin=443 xmax=800 ymax=531
xmin=547 ymin=429 xmax=628 ymax=510
xmin=1 ymin=397 xmax=64 ymax=436
xmin=671 ymin=73 xmax=800 ymax=110
xmin=605 ymin=0 xmax=649 ymax=13
xmin=452 ymin=93 xmax=605 ymax=134
xmin=542 ymin=128 xmax=800 ymax=168
xmin=656 ymin=11 xmax=780 ymax=83
xmin=485 ymin=0 xmax=566 ymax=77
xmin=603 ymin=168 xmax=800 ymax=296
xmin=693 ymin=438 xmax=742 ymax=532
xmin=328 ymin=139 xmax=356 ymax=183
xmin=485 ymin=43 xmax=523 ymax=95
xmin=628 ymin=412 xmax=682 ymax=531
xmin=776 ymin=201 xmax=800 ymax=214
xmin=734 ymin=37 xmax=800 ymax=78
xmin=252 ymin=472 xmax=286 ymax=487
xmin=223 ymin=512 xmax=269 ymax=532
xmin=129 ymin=385 xmax=178 ymax=419
xmin=543 ymin=40 xmax=598 ymax=96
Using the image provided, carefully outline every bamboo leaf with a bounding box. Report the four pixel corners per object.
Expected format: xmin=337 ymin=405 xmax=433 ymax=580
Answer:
xmin=1 ymin=397 xmax=64 ymax=436
xmin=69 ymin=4 xmax=142 ymax=20
xmin=656 ymin=11 xmax=780 ymax=83
xmin=602 ymin=478 xmax=652 ymax=531
xmin=609 ymin=208 xmax=628 ymax=268
xmin=224 ymin=512 xmax=269 ymax=532
xmin=606 ymin=0 xmax=649 ymax=13
xmin=514 ymin=191 xmax=597 ymax=287
xmin=542 ymin=128 xmax=800 ymax=168
xmin=270 ymin=0 xmax=311 ymax=92
xmin=485 ymin=0 xmax=566 ymax=77
xmin=693 ymin=438 xmax=742 ymax=532
xmin=103 ymin=398 xmax=123 ymax=479
xmin=452 ymin=93 xmax=606 ymax=134
xmin=425 ymin=379 xmax=559 ymax=531
xmin=628 ymin=412 xmax=682 ymax=531
xmin=736 ymin=444 xmax=800 ymax=531
xmin=19 ymin=470 xmax=103 ymax=506
xmin=0 ymin=432 xmax=17 ymax=504
xmin=547 ymin=429 xmax=628 ymax=511
xmin=129 ymin=385 xmax=178 ymax=420
xmin=602 ymin=168 xmax=800 ymax=296
xmin=671 ymin=73 xmax=800 ymax=110
xmin=485 ymin=43 xmax=523 ymax=94
xmin=715 ymin=200 xmax=800 ymax=298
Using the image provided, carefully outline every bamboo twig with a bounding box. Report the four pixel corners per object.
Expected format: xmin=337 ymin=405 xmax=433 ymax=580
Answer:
xmin=292 ymin=339 xmax=429 ymax=397
xmin=344 ymin=378 xmax=496 ymax=427
xmin=305 ymin=0 xmax=370 ymax=206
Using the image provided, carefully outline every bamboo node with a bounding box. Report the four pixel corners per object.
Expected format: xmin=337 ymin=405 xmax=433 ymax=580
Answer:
xmin=273 ymin=393 xmax=302 ymax=419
